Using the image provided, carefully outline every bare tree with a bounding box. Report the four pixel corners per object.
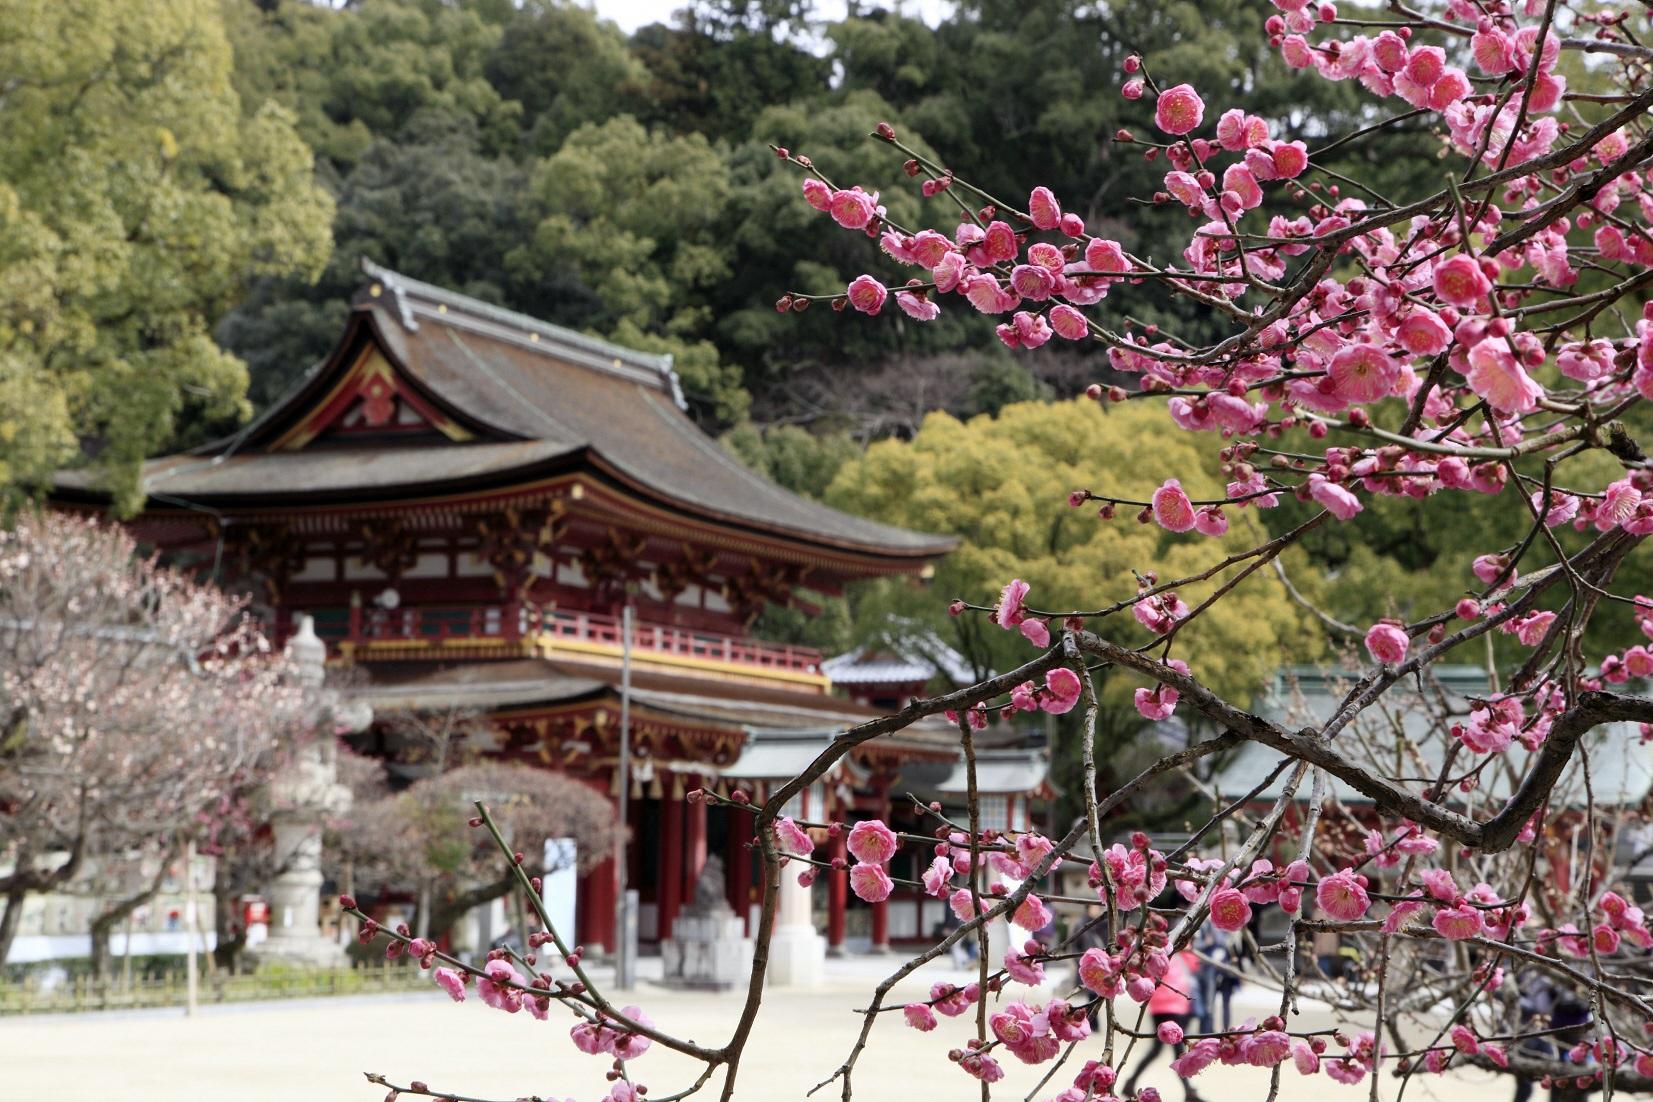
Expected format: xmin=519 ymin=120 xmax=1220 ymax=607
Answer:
xmin=0 ymin=512 xmax=306 ymax=967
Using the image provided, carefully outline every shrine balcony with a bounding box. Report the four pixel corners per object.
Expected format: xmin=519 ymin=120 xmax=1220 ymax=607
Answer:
xmin=280 ymin=604 xmax=826 ymax=679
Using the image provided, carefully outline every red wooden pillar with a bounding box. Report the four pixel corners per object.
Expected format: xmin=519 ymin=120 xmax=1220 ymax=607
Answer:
xmin=826 ymin=830 xmax=847 ymax=956
xmin=684 ymin=777 xmax=708 ymax=900
xmin=581 ymin=857 xmax=617 ymax=955
xmin=870 ymin=775 xmax=893 ymax=952
xmin=658 ymin=789 xmax=684 ymax=941
xmin=724 ymin=812 xmax=751 ymax=930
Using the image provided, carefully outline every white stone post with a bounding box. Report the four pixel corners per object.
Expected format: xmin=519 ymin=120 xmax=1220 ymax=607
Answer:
xmin=765 ymin=865 xmax=824 ymax=987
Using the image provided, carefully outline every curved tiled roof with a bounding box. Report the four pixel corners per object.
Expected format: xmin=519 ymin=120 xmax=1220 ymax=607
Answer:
xmin=63 ymin=261 xmax=955 ymax=563
xmin=369 ymin=280 xmax=949 ymax=556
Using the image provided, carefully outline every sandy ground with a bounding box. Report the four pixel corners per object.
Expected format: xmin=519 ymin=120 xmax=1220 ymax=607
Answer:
xmin=0 ymin=956 xmax=1525 ymax=1102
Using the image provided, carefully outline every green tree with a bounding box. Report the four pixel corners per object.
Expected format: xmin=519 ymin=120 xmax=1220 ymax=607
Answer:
xmin=217 ymin=111 xmax=538 ymax=413
xmin=630 ymin=1 xmax=832 ymax=143
xmin=222 ymin=0 xmax=519 ymax=174
xmin=722 ymin=422 xmax=863 ymax=500
xmin=0 ymin=0 xmax=333 ymax=512
xmin=480 ymin=1 xmax=649 ymax=155
xmin=827 ymin=399 xmax=1319 ymax=702
xmin=511 ymin=115 xmax=748 ymax=422
xmin=826 ymin=398 xmax=1321 ymax=825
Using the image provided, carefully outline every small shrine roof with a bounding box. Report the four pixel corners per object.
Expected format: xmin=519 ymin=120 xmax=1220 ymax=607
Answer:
xmin=1215 ymin=665 xmax=1653 ymax=808
xmin=824 ymin=629 xmax=978 ymax=687
xmin=933 ymin=748 xmax=1052 ymax=796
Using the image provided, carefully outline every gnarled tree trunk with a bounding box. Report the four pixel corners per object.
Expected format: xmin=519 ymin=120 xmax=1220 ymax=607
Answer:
xmin=89 ymin=840 xmax=179 ymax=983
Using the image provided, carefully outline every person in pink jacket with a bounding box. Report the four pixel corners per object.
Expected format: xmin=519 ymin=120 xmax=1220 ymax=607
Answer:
xmin=1122 ymin=948 xmax=1204 ymax=1102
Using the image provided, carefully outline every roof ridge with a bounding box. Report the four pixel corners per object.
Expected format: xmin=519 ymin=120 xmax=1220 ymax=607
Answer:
xmin=634 ymin=389 xmax=946 ymax=546
xmin=360 ymin=258 xmax=687 ymax=409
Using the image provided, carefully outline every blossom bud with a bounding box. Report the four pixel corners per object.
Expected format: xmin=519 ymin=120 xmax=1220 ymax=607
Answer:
xmin=731 ymin=789 xmax=750 ymax=804
xmin=791 ymin=296 xmax=810 ymax=313
xmin=1084 ymin=383 xmax=1103 ymax=400
xmin=1068 ymin=490 xmax=1089 ymax=508
xmin=1115 ymin=128 xmax=1133 ymax=143
xmin=948 ymin=599 xmax=966 ymax=616
xmin=1108 ymin=386 xmax=1127 ymax=402
xmin=775 ymin=295 xmax=793 ymax=313
xmin=338 ymin=895 xmax=357 ymax=911
xmin=1098 ymin=502 xmax=1116 ymax=520
xmin=468 ymin=817 xmax=483 ymax=828
xmin=1123 ymin=54 xmax=1141 ymax=72
xmin=875 ymin=121 xmax=896 ymax=141
xmin=773 ymin=146 xmax=789 ymax=159
xmin=903 ymin=158 xmax=921 ymax=177
xmin=410 ymin=1083 xmax=427 ymax=1094
xmin=531 ymin=876 xmax=543 ymax=892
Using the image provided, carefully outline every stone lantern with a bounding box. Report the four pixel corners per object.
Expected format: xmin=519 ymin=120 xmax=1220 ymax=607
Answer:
xmin=248 ymin=614 xmax=369 ymax=968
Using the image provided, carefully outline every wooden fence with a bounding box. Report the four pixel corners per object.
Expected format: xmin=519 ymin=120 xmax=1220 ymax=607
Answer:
xmin=0 ymin=962 xmax=429 ymax=1015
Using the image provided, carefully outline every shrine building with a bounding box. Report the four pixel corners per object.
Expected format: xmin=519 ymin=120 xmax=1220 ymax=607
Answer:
xmin=54 ymin=261 xmax=1051 ymax=962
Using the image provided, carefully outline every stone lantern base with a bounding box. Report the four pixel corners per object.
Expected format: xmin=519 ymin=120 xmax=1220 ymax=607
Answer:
xmin=245 ymin=934 xmax=348 ymax=970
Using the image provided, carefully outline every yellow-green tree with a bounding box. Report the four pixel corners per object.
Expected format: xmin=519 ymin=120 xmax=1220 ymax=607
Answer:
xmin=827 ymin=399 xmax=1320 ymax=706
xmin=828 ymin=398 xmax=1321 ymax=823
xmin=0 ymin=0 xmax=333 ymax=512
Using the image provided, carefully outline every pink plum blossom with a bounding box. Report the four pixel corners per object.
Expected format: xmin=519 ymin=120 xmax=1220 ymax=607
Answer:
xmin=850 ymin=862 xmax=895 ymax=902
xmin=1364 ymin=622 xmax=1409 ymax=665
xmin=433 ymin=966 xmax=466 ymax=1003
xmin=847 ymin=819 xmax=898 ymax=864
xmin=1317 ymin=869 xmax=1372 ymax=920
xmin=1155 ymin=84 xmax=1207 ymax=135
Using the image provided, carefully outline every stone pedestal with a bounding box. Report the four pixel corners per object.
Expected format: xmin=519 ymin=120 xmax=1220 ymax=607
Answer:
xmin=766 ymin=864 xmax=824 ymax=988
xmin=661 ymin=856 xmax=754 ymax=990
xmin=251 ymin=810 xmax=346 ymax=968
xmin=662 ymin=913 xmax=753 ymax=990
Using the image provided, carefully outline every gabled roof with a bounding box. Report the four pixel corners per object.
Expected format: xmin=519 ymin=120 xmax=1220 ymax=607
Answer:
xmin=56 ymin=261 xmax=956 ymax=564
xmin=1216 ymin=665 xmax=1653 ymax=808
xmin=824 ymin=626 xmax=980 ymax=686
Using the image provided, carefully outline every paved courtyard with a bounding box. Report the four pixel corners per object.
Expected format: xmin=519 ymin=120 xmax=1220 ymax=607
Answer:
xmin=2 ymin=956 xmax=1521 ymax=1102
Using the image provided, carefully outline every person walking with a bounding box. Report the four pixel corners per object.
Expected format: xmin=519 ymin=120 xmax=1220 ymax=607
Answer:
xmin=1122 ymin=947 xmax=1204 ymax=1102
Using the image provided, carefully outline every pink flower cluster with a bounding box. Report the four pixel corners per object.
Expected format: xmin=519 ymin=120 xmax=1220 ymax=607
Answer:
xmin=570 ymin=1006 xmax=656 ymax=1061
xmin=847 ymin=818 xmax=899 ymax=903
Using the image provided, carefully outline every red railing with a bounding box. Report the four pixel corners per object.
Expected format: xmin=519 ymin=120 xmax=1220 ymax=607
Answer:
xmin=286 ymin=604 xmax=823 ymax=675
xmin=538 ymin=609 xmax=823 ymax=674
